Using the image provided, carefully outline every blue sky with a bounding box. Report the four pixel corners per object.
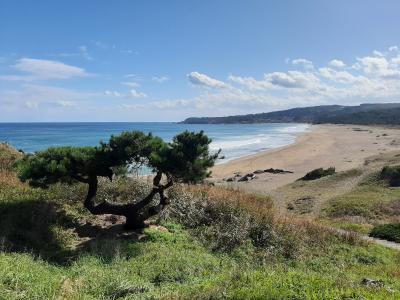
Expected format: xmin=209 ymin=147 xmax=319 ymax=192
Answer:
xmin=1 ymin=1 xmax=400 ymax=121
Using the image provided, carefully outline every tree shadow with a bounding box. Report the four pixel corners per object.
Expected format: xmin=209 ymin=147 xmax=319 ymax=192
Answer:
xmin=0 ymin=199 xmax=143 ymax=266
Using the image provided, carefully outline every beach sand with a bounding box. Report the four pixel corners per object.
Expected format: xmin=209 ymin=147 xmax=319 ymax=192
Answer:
xmin=211 ymin=124 xmax=400 ymax=194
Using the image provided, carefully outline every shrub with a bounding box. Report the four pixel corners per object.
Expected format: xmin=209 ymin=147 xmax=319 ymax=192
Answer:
xmin=380 ymin=165 xmax=400 ymax=187
xmin=370 ymin=223 xmax=400 ymax=243
xmin=300 ymin=167 xmax=335 ymax=181
xmin=161 ymin=185 xmax=351 ymax=258
xmin=162 ymin=185 xmax=273 ymax=252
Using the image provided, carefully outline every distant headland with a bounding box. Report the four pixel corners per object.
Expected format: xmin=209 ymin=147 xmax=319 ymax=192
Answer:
xmin=180 ymin=103 xmax=400 ymax=125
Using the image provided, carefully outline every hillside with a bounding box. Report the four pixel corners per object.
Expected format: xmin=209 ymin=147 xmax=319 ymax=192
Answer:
xmin=1 ymin=143 xmax=400 ymax=299
xmin=181 ymin=103 xmax=400 ymax=125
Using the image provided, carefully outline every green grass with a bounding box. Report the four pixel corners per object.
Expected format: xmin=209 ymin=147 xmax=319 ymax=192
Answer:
xmin=299 ymin=167 xmax=336 ymax=181
xmin=1 ymin=229 xmax=400 ymax=299
xmin=317 ymin=218 xmax=373 ymax=234
xmin=325 ymin=173 xmax=400 ymax=220
xmin=0 ymin=180 xmax=399 ymax=299
xmin=370 ymin=223 xmax=400 ymax=243
xmin=1 ymin=145 xmax=400 ymax=299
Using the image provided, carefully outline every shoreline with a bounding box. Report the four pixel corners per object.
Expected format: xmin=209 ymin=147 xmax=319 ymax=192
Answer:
xmin=211 ymin=124 xmax=400 ymax=194
xmin=215 ymin=123 xmax=312 ymax=166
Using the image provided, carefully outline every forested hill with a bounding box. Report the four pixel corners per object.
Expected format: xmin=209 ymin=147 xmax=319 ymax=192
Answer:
xmin=181 ymin=103 xmax=400 ymax=125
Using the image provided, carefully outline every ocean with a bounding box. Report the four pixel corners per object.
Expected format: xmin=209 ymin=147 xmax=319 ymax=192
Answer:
xmin=0 ymin=122 xmax=309 ymax=163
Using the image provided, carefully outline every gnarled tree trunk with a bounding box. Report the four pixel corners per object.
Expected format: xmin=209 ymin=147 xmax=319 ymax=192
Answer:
xmin=83 ymin=172 xmax=172 ymax=230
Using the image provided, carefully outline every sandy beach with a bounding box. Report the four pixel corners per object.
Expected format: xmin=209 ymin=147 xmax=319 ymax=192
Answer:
xmin=211 ymin=124 xmax=400 ymax=194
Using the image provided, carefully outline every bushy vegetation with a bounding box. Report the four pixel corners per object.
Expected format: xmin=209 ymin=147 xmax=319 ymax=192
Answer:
xmin=380 ymin=165 xmax=400 ymax=187
xmin=162 ymin=185 xmax=356 ymax=258
xmin=370 ymin=223 xmax=400 ymax=243
xmin=1 ymin=143 xmax=400 ymax=299
xmin=300 ymin=167 xmax=336 ymax=181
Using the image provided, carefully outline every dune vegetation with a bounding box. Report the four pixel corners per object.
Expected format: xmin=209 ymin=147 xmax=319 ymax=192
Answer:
xmin=271 ymin=149 xmax=400 ymax=240
xmin=0 ymin=142 xmax=400 ymax=299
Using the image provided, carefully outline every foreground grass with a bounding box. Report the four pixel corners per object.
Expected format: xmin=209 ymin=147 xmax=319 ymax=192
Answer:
xmin=1 ymin=227 xmax=400 ymax=299
xmin=0 ymin=221 xmax=399 ymax=300
xmin=1 ymin=143 xmax=400 ymax=299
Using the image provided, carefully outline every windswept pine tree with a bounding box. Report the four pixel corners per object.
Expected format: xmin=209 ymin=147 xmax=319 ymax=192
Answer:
xmin=16 ymin=130 xmax=219 ymax=229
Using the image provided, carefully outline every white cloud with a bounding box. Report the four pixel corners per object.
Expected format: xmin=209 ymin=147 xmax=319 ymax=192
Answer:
xmin=121 ymin=81 xmax=140 ymax=88
xmin=152 ymin=76 xmax=169 ymax=83
xmin=150 ymin=48 xmax=400 ymax=115
xmin=373 ymin=50 xmax=384 ymax=57
xmin=389 ymin=46 xmax=399 ymax=52
xmin=55 ymin=46 xmax=93 ymax=61
xmin=228 ymin=75 xmax=274 ymax=90
xmin=120 ymin=49 xmax=138 ymax=55
xmin=329 ymin=59 xmax=346 ymax=68
xmin=318 ymin=67 xmax=365 ymax=84
xmin=357 ymin=56 xmax=400 ymax=79
xmin=264 ymin=71 xmax=320 ymax=89
xmin=56 ymin=100 xmax=76 ymax=107
xmin=187 ymin=71 xmax=228 ymax=89
xmin=119 ymin=104 xmax=146 ymax=110
xmin=128 ymin=89 xmax=147 ymax=98
xmin=152 ymin=99 xmax=191 ymax=109
xmin=104 ymin=89 xmax=147 ymax=98
xmin=25 ymin=101 xmax=39 ymax=109
xmin=3 ymin=58 xmax=90 ymax=81
xmin=0 ymin=84 xmax=96 ymax=113
xmin=104 ymin=90 xmax=122 ymax=97
xmin=392 ymin=56 xmax=400 ymax=65
xmin=292 ymin=58 xmax=314 ymax=70
xmin=123 ymin=74 xmax=143 ymax=81
xmin=4 ymin=47 xmax=400 ymax=121
xmin=77 ymin=45 xmax=93 ymax=60
xmin=91 ymin=40 xmax=108 ymax=49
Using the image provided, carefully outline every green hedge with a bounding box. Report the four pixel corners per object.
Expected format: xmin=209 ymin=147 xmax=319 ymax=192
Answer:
xmin=370 ymin=223 xmax=400 ymax=243
xmin=380 ymin=165 xmax=400 ymax=187
xmin=300 ymin=167 xmax=335 ymax=181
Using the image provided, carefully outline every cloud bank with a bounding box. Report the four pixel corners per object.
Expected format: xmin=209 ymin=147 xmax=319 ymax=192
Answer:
xmin=2 ymin=46 xmax=400 ymax=121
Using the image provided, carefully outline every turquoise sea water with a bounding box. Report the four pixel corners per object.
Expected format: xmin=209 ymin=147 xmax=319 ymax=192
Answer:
xmin=0 ymin=123 xmax=309 ymax=163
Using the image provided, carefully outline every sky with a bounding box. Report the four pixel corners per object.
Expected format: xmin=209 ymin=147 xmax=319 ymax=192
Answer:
xmin=1 ymin=0 xmax=400 ymax=122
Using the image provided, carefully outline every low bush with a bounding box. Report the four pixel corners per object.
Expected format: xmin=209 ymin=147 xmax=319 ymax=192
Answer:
xmin=162 ymin=185 xmax=274 ymax=252
xmin=161 ymin=185 xmax=354 ymax=258
xmin=380 ymin=165 xmax=400 ymax=187
xmin=370 ymin=223 xmax=400 ymax=243
xmin=300 ymin=167 xmax=335 ymax=181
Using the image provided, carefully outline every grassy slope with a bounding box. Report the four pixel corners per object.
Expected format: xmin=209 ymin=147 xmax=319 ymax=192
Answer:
xmin=273 ymin=150 xmax=400 ymax=235
xmin=1 ymin=144 xmax=400 ymax=299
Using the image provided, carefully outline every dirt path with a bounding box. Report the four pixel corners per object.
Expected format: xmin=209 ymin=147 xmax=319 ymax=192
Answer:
xmin=362 ymin=235 xmax=400 ymax=250
xmin=334 ymin=228 xmax=400 ymax=250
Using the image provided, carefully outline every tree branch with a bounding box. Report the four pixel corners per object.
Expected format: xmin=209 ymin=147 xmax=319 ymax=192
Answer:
xmin=82 ymin=172 xmax=174 ymax=229
xmin=83 ymin=176 xmax=131 ymax=216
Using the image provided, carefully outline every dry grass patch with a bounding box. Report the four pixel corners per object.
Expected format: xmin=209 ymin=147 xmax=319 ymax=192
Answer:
xmin=162 ymin=184 xmax=362 ymax=257
xmin=0 ymin=143 xmax=22 ymax=171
